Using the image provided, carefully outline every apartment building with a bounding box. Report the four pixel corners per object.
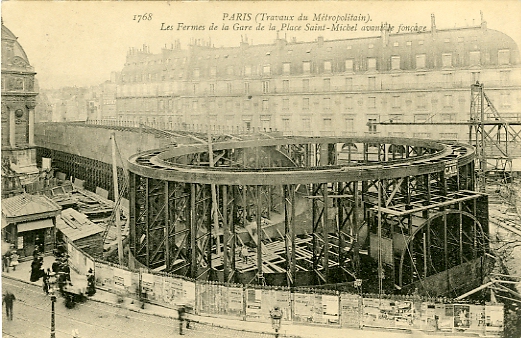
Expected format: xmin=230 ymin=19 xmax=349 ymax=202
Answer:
xmin=115 ymin=16 xmax=520 ymax=141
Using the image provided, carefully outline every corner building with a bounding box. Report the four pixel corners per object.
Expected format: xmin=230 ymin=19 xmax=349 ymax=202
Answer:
xmin=116 ymin=17 xmax=520 ymax=139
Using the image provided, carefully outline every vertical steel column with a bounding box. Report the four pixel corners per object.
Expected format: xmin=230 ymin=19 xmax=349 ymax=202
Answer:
xmin=145 ymin=177 xmax=150 ymax=268
xmin=256 ymin=185 xmax=264 ymax=283
xmin=129 ymin=172 xmax=136 ymax=258
xmin=164 ymin=181 xmax=170 ymax=270
xmin=284 ymin=184 xmax=296 ymax=286
xmin=190 ymin=183 xmax=197 ymax=279
xmin=322 ymin=183 xmax=329 ymax=281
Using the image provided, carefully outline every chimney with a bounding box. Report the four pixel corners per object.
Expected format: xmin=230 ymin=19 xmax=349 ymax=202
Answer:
xmin=317 ymin=36 xmax=324 ymax=47
xmin=480 ymin=11 xmax=487 ymax=30
xmin=431 ymin=14 xmax=437 ymax=37
xmin=382 ymin=29 xmax=389 ymax=47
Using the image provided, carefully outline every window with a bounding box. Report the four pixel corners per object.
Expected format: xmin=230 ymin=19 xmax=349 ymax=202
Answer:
xmin=440 ymin=133 xmax=458 ymax=140
xmin=471 ymin=72 xmax=480 ymax=83
xmin=323 ymin=98 xmax=331 ymax=110
xmin=244 ymin=65 xmax=252 ymax=76
xmin=303 ymin=61 xmax=311 ymax=74
xmin=389 ymin=114 xmax=403 ymax=122
xmin=193 ymin=68 xmax=200 ymax=79
xmin=262 ymin=81 xmax=270 ymax=94
xmin=283 ymin=63 xmax=291 ymax=75
xmin=210 ymin=67 xmax=217 ymax=77
xmin=225 ymin=100 xmax=233 ymax=110
xmin=418 ymin=40 xmax=424 ymax=45
xmin=243 ymin=99 xmax=251 ymax=110
xmin=368 ymin=76 xmax=376 ymax=90
xmin=416 ymin=74 xmax=426 ymax=84
xmin=227 ymin=82 xmax=232 ymax=94
xmin=263 ymin=65 xmax=271 ymax=75
xmin=416 ymin=54 xmax=426 ymax=69
xmin=416 ymin=94 xmax=426 ymax=109
xmin=345 ymin=118 xmax=354 ymax=131
xmin=303 ymin=79 xmax=310 ymax=92
xmin=192 ymin=100 xmax=198 ymax=110
xmin=367 ymin=117 xmax=377 ymax=133
xmin=444 ymin=94 xmax=453 ymax=107
xmin=282 ymin=98 xmax=289 ymax=110
xmin=392 ymin=96 xmax=401 ymax=108
xmin=323 ymin=78 xmax=331 ymax=91
xmin=283 ymin=80 xmax=289 ymax=93
xmin=282 ymin=118 xmax=290 ymax=131
xmin=457 ymin=37 xmax=464 ymax=43
xmin=227 ymin=66 xmax=234 ymax=75
xmin=413 ymin=132 xmax=432 ymax=138
xmin=244 ymin=82 xmax=249 ymax=94
xmin=345 ymin=59 xmax=354 ymax=72
xmin=393 ymin=42 xmax=399 ymax=47
xmin=368 ymin=44 xmax=374 ymax=49
xmin=498 ymin=49 xmax=510 ymax=65
xmin=391 ymin=75 xmax=401 ymax=89
xmin=441 ymin=114 xmax=455 ymax=122
xmin=303 ymin=98 xmax=310 ymax=110
xmin=262 ymin=99 xmax=269 ymax=111
xmin=324 ymin=61 xmax=332 ymax=72
xmin=414 ymin=114 xmax=428 ymax=123
xmin=443 ymin=73 xmax=453 ymax=85
xmin=302 ymin=117 xmax=311 ymax=130
xmin=367 ymin=58 xmax=376 ymax=71
xmin=442 ymin=53 xmax=452 ymax=67
xmin=323 ymin=118 xmax=332 ymax=129
xmin=345 ymin=77 xmax=353 ymax=90
xmin=500 ymin=71 xmax=511 ymax=85
xmin=406 ymin=41 xmax=412 ymax=46
xmin=368 ymin=97 xmax=376 ymax=109
xmin=501 ymin=93 xmax=511 ymax=107
xmin=391 ymin=56 xmax=400 ymax=70
xmin=345 ymin=96 xmax=353 ymax=109
xmin=469 ymin=51 xmax=481 ymax=66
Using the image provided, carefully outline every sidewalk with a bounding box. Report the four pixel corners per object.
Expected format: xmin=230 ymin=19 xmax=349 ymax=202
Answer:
xmin=1 ymin=256 xmax=477 ymax=338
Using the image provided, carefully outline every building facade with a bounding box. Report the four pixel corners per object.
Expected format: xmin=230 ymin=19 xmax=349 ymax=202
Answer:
xmin=114 ymin=16 xmax=520 ymax=140
xmin=1 ymin=23 xmax=39 ymax=196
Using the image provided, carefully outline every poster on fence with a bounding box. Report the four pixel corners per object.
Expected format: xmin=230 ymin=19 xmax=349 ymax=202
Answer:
xmin=94 ymin=261 xmax=114 ymax=288
xmin=438 ymin=304 xmax=454 ymax=331
xmin=245 ymin=288 xmax=263 ymax=319
xmin=163 ymin=276 xmax=183 ymax=306
xmin=453 ymin=304 xmax=471 ymax=330
xmin=419 ymin=302 xmax=437 ymax=331
xmin=227 ymin=286 xmax=244 ymax=315
xmin=182 ymin=280 xmax=196 ymax=309
xmin=141 ymin=272 xmax=155 ymax=296
xmin=340 ymin=294 xmax=360 ymax=328
xmin=113 ymin=267 xmax=132 ymax=290
xmin=321 ymin=294 xmax=340 ymax=325
xmin=485 ymin=304 xmax=504 ymax=334
xmin=292 ymin=292 xmax=314 ymax=323
xmin=468 ymin=304 xmax=486 ymax=332
xmin=362 ymin=298 xmax=414 ymax=329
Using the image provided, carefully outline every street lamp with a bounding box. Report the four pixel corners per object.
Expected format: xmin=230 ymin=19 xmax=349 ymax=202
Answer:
xmin=49 ymin=274 xmax=57 ymax=338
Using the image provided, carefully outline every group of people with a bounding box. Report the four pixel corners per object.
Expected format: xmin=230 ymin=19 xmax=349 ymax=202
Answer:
xmin=2 ymin=245 xmax=19 ymax=273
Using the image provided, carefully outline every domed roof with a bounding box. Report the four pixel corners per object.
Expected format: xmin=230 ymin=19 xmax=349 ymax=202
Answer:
xmin=2 ymin=22 xmax=33 ymax=72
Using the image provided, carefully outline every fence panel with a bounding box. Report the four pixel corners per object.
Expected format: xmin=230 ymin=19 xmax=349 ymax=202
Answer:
xmin=340 ymin=293 xmax=361 ymax=328
xmin=113 ymin=267 xmax=134 ymax=295
xmin=245 ymin=287 xmax=292 ymax=323
xmin=362 ymin=297 xmax=415 ymax=329
xmin=485 ymin=304 xmax=504 ymax=335
xmin=94 ymin=261 xmax=114 ymax=290
xmin=67 ymin=241 xmax=95 ymax=275
xmin=197 ymin=282 xmax=244 ymax=319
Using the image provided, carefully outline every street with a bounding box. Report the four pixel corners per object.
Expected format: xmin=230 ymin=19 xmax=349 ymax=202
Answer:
xmin=2 ymin=277 xmax=273 ymax=338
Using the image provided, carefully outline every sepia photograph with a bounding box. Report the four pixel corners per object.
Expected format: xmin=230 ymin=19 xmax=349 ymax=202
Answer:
xmin=1 ymin=1 xmax=520 ymax=337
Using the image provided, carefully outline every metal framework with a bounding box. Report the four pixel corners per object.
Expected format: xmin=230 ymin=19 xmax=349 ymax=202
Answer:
xmin=128 ymin=136 xmax=488 ymax=294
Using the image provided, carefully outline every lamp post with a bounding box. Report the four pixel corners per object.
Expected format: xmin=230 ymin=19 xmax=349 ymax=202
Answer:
xmin=49 ymin=274 xmax=57 ymax=338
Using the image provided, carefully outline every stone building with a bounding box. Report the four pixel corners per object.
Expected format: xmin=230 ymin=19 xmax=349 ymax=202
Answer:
xmin=114 ymin=15 xmax=520 ymax=140
xmin=1 ymin=22 xmax=39 ymax=196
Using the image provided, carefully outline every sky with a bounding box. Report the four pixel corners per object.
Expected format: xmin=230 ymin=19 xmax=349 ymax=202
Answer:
xmin=2 ymin=1 xmax=521 ymax=89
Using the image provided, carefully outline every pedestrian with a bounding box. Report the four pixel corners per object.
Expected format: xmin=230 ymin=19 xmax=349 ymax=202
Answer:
xmin=86 ymin=268 xmax=96 ymax=296
xmin=3 ymin=290 xmax=16 ymax=320
xmin=2 ymin=253 xmax=9 ymax=273
xmin=43 ymin=268 xmax=50 ymax=295
xmin=30 ymin=256 xmax=43 ymax=282
xmin=178 ymin=305 xmax=186 ymax=335
xmin=9 ymin=251 xmax=19 ymax=271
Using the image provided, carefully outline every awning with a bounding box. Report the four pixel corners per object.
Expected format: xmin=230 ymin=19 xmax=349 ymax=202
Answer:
xmin=18 ymin=219 xmax=54 ymax=232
